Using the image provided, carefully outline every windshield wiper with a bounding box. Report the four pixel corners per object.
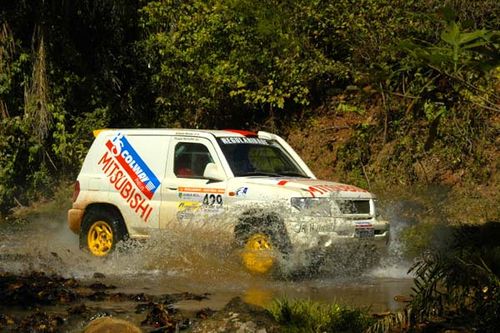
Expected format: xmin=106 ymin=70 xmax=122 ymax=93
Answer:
xmin=277 ymin=171 xmax=310 ymax=178
xmin=238 ymin=171 xmax=309 ymax=178
xmin=238 ymin=171 xmax=282 ymax=177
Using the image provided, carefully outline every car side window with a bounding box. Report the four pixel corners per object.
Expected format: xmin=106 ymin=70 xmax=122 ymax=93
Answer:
xmin=174 ymin=142 xmax=214 ymax=178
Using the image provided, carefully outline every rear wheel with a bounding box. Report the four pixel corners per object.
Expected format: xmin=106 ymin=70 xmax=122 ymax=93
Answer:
xmin=80 ymin=207 xmax=127 ymax=257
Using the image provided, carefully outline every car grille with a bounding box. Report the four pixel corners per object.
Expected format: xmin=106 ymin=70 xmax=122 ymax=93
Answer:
xmin=336 ymin=200 xmax=371 ymax=215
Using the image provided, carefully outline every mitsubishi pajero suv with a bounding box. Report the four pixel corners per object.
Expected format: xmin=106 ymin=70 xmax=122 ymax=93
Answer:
xmin=68 ymin=129 xmax=389 ymax=274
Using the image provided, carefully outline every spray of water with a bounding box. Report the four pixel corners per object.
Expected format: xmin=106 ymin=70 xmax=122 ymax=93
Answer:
xmin=0 ymin=214 xmax=257 ymax=293
xmin=367 ymin=200 xmax=415 ymax=279
xmin=0 ymin=199 xmax=414 ymax=280
xmin=0 ymin=197 xmax=418 ymax=313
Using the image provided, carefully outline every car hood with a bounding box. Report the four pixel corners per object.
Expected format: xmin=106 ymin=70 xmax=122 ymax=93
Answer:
xmin=230 ymin=177 xmax=374 ymax=199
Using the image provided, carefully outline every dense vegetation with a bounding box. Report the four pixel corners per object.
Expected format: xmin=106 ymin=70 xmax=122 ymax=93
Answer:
xmin=0 ymin=0 xmax=498 ymax=218
xmin=268 ymin=298 xmax=374 ymax=332
xmin=0 ymin=2 xmax=498 ymax=331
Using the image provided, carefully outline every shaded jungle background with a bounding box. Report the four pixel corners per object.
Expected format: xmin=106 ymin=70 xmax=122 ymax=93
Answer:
xmin=0 ymin=0 xmax=498 ymax=223
xmin=0 ymin=1 xmax=499 ymax=331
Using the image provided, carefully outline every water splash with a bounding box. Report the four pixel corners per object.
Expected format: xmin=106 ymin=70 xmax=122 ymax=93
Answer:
xmin=0 ymin=205 xmax=415 ymax=312
xmin=367 ymin=200 xmax=415 ymax=279
xmin=0 ymin=200 xmax=413 ymax=281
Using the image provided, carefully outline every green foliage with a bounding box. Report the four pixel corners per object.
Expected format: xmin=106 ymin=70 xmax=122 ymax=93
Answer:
xmin=400 ymin=19 xmax=499 ymax=74
xmin=408 ymin=222 xmax=500 ymax=331
xmin=0 ymin=0 xmax=499 ymax=214
xmin=0 ymin=117 xmax=26 ymax=211
xmin=0 ymin=116 xmax=56 ymax=212
xmin=331 ymin=6 xmax=500 ymax=187
xmin=140 ymin=0 xmax=351 ymax=127
xmin=400 ymin=222 xmax=451 ymax=259
xmin=53 ymin=105 xmax=111 ymax=168
xmin=268 ymin=298 xmax=374 ymax=333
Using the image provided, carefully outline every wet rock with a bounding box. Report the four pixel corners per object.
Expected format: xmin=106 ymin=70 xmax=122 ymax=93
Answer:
xmin=0 ymin=313 xmax=16 ymax=328
xmin=88 ymin=312 xmax=113 ymax=322
xmin=196 ymin=307 xmax=216 ymax=319
xmin=135 ymin=303 xmax=152 ymax=314
xmin=140 ymin=303 xmax=178 ymax=330
xmin=163 ymin=292 xmax=210 ymax=304
xmin=0 ymin=272 xmax=79 ymax=306
xmin=190 ymin=297 xmax=280 ymax=333
xmin=17 ymin=310 xmax=64 ymax=333
xmin=88 ymin=282 xmax=116 ymax=290
xmin=130 ymin=292 xmax=152 ymax=303
xmin=394 ymin=295 xmax=412 ymax=303
xmin=87 ymin=291 xmax=108 ymax=302
xmin=67 ymin=304 xmax=89 ymax=316
xmin=83 ymin=317 xmax=142 ymax=333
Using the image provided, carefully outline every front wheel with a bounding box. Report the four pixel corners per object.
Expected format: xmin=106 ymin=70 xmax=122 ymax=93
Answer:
xmin=235 ymin=211 xmax=291 ymax=275
xmin=80 ymin=208 xmax=127 ymax=257
xmin=241 ymin=232 xmax=277 ymax=274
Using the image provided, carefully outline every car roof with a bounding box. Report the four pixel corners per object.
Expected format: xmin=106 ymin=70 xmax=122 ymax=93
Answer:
xmin=93 ymin=128 xmax=258 ymax=138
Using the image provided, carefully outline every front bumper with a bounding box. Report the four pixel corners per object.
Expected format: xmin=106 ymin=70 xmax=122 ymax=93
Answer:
xmin=67 ymin=208 xmax=84 ymax=234
xmin=287 ymin=218 xmax=390 ymax=250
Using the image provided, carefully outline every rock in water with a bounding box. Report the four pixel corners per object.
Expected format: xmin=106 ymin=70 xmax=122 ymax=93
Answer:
xmin=83 ymin=317 xmax=142 ymax=333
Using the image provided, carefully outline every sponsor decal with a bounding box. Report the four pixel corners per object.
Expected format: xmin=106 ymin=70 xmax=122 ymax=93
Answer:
xmin=235 ymin=187 xmax=248 ymax=197
xmin=354 ymin=221 xmax=375 ymax=238
xmin=176 ymin=188 xmax=224 ymax=221
xmin=178 ymin=192 xmax=203 ymax=200
xmin=178 ymin=187 xmax=224 ymax=207
xmin=98 ymin=133 xmax=160 ymax=222
xmin=354 ymin=221 xmax=373 ymax=228
xmin=294 ymin=222 xmax=337 ymax=234
xmin=176 ymin=201 xmax=201 ymax=221
xmin=277 ymin=180 xmax=367 ymax=195
xmin=105 ymin=133 xmax=160 ymax=199
xmin=178 ymin=187 xmax=225 ymax=194
xmin=220 ymin=137 xmax=269 ymax=145
xmin=306 ymin=184 xmax=368 ymax=197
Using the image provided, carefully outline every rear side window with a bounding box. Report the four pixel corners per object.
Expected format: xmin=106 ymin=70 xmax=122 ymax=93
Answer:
xmin=174 ymin=142 xmax=214 ymax=178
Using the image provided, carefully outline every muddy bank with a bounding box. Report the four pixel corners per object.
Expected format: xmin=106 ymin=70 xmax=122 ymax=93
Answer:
xmin=0 ymin=271 xmax=413 ymax=333
xmin=0 ymin=271 xmax=311 ymax=332
xmin=0 ymin=271 xmax=213 ymax=332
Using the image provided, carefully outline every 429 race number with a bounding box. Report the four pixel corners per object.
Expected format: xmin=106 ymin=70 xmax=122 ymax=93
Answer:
xmin=203 ymin=194 xmax=223 ymax=206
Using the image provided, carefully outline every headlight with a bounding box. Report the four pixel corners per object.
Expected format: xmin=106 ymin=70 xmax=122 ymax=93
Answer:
xmin=290 ymin=197 xmax=331 ymax=216
xmin=335 ymin=199 xmax=371 ymax=215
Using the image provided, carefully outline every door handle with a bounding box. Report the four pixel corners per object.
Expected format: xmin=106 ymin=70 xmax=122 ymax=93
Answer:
xmin=163 ymin=183 xmax=178 ymax=191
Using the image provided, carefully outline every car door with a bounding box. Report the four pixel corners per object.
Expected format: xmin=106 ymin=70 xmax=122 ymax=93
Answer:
xmin=102 ymin=133 xmax=169 ymax=236
xmin=160 ymin=136 xmax=228 ymax=229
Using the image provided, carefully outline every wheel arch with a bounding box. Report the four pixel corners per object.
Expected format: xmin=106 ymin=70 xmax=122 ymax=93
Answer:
xmin=234 ymin=208 xmax=292 ymax=253
xmin=83 ymin=202 xmax=129 ymax=236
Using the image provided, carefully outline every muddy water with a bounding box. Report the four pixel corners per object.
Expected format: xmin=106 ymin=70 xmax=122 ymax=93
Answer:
xmin=0 ymin=213 xmax=414 ymax=316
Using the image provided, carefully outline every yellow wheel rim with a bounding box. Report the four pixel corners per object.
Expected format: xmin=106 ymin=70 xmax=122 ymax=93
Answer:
xmin=241 ymin=233 xmax=275 ymax=274
xmin=87 ymin=221 xmax=113 ymax=256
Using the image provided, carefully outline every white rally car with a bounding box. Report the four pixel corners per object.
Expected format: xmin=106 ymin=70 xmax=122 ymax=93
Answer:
xmin=68 ymin=129 xmax=389 ymax=274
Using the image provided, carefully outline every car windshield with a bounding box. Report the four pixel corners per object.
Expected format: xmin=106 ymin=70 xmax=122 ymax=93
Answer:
xmin=217 ymin=137 xmax=309 ymax=178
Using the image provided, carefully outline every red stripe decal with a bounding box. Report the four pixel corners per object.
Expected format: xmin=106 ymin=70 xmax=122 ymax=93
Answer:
xmin=106 ymin=140 xmax=154 ymax=199
xmin=223 ymin=129 xmax=258 ymax=137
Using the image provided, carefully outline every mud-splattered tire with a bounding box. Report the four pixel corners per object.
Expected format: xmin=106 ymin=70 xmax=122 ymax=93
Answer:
xmin=240 ymin=231 xmax=277 ymax=274
xmin=79 ymin=207 xmax=128 ymax=257
xmin=235 ymin=211 xmax=291 ymax=275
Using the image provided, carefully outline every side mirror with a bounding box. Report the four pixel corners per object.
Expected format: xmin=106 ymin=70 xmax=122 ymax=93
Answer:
xmin=203 ymin=163 xmax=225 ymax=181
